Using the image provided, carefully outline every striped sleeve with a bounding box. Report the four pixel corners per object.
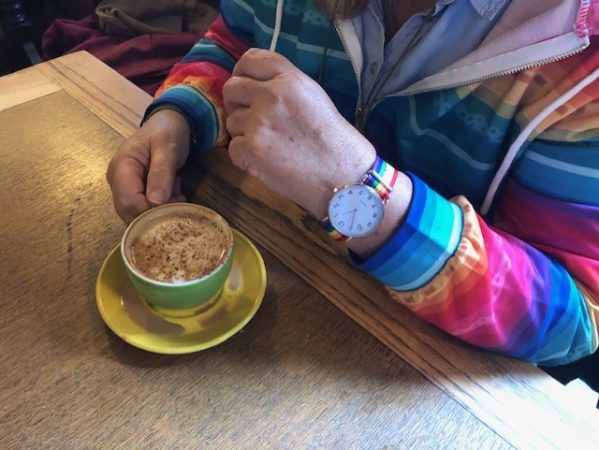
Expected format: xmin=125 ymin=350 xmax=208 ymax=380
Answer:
xmin=356 ymin=175 xmax=598 ymax=366
xmin=355 ymin=174 xmax=464 ymax=291
xmin=143 ymin=12 xmax=252 ymax=158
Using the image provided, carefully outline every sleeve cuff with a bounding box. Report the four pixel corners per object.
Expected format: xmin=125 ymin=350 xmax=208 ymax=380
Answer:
xmin=351 ymin=173 xmax=464 ymax=291
xmin=142 ymin=85 xmax=221 ymax=159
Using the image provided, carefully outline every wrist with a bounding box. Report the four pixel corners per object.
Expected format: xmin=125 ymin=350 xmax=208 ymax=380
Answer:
xmin=347 ymin=170 xmax=412 ymax=258
xmin=145 ymin=106 xmax=194 ymax=144
xmin=310 ymin=144 xmax=377 ymax=218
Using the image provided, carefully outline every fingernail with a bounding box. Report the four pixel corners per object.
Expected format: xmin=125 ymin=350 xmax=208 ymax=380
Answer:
xmin=148 ymin=189 xmax=167 ymax=205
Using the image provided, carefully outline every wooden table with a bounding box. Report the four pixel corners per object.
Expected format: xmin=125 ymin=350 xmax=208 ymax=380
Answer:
xmin=0 ymin=52 xmax=597 ymax=449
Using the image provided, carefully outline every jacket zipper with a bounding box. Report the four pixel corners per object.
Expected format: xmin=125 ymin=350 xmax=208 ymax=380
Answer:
xmin=334 ymin=21 xmax=366 ymax=130
xmin=367 ymin=43 xmax=588 ymax=132
xmin=333 ymin=21 xmax=590 ymax=132
xmin=400 ymin=43 xmax=590 ymax=96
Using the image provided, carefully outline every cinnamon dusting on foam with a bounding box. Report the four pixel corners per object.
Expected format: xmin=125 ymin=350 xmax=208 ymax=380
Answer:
xmin=130 ymin=214 xmax=229 ymax=283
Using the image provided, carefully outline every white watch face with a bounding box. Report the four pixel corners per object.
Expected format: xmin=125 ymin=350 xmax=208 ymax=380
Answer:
xmin=328 ymin=184 xmax=384 ymax=238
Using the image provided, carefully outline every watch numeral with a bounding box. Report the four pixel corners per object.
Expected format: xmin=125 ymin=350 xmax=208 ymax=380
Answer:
xmin=357 ymin=224 xmax=363 ymax=231
xmin=372 ymin=213 xmax=378 ymax=218
xmin=348 ymin=226 xmax=353 ymax=232
xmin=358 ymin=190 xmax=363 ymax=195
xmin=348 ymin=190 xmax=353 ymax=195
xmin=333 ymin=203 xmax=339 ymax=208
xmin=367 ymin=222 xmax=372 ymax=227
xmin=338 ymin=221 xmax=344 ymax=227
xmin=368 ymin=195 xmax=373 ymax=200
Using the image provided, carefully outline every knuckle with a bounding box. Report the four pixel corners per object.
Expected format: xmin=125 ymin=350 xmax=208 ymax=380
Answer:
xmin=247 ymin=165 xmax=259 ymax=178
xmin=106 ymin=153 xmax=124 ymax=184
xmin=249 ymin=115 xmax=266 ymax=134
xmin=228 ymin=141 xmax=247 ymax=169
xmin=116 ymin=195 xmax=139 ymax=216
xmin=243 ymin=47 xmax=263 ymax=60
xmin=120 ymin=136 xmax=147 ymax=161
xmin=280 ymin=72 xmax=303 ymax=90
xmin=223 ymin=76 xmax=236 ymax=94
xmin=229 ymin=151 xmax=243 ymax=170
xmin=246 ymin=127 xmax=264 ymax=147
xmin=270 ymin=51 xmax=289 ymax=65
xmin=270 ymin=75 xmax=296 ymax=101
xmin=264 ymin=85 xmax=283 ymax=104
xmin=225 ymin=114 xmax=236 ymax=134
xmin=149 ymin=145 xmax=168 ymax=163
xmin=119 ymin=133 xmax=141 ymax=152
xmin=106 ymin=159 xmax=116 ymax=183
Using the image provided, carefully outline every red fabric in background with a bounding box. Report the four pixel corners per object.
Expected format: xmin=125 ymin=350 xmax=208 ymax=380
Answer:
xmin=42 ymin=15 xmax=203 ymax=95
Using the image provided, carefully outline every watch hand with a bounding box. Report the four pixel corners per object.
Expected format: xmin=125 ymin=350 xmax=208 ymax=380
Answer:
xmin=349 ymin=209 xmax=357 ymax=228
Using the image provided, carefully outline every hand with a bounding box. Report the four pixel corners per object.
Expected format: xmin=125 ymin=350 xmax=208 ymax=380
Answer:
xmin=224 ymin=49 xmax=413 ymax=257
xmin=223 ymin=48 xmax=376 ymax=218
xmin=106 ymin=109 xmax=190 ymax=224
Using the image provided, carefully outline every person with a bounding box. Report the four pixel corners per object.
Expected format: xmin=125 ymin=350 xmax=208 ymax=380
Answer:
xmin=106 ymin=0 xmax=599 ymax=384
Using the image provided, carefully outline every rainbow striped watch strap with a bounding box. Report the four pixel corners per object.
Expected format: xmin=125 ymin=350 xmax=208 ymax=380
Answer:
xmin=321 ymin=217 xmax=350 ymax=241
xmin=363 ymin=156 xmax=399 ymax=201
xmin=321 ymin=156 xmax=399 ymax=242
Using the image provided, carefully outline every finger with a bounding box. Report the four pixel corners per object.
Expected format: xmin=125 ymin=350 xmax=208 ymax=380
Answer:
xmin=223 ymin=76 xmax=262 ymax=113
xmin=225 ymin=107 xmax=252 ymax=137
xmin=228 ymin=136 xmax=260 ymax=178
xmin=228 ymin=136 xmax=250 ymax=172
xmin=233 ymin=48 xmax=296 ymax=80
xmin=108 ymin=156 xmax=151 ymax=224
xmin=146 ymin=143 xmax=181 ymax=205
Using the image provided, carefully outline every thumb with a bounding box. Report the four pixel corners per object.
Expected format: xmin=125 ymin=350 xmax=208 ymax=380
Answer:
xmin=146 ymin=145 xmax=180 ymax=205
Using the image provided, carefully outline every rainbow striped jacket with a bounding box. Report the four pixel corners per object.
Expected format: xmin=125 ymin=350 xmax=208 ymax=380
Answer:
xmin=145 ymin=0 xmax=599 ymax=366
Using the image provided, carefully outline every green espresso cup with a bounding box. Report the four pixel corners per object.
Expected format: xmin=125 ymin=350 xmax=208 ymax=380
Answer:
xmin=121 ymin=203 xmax=234 ymax=314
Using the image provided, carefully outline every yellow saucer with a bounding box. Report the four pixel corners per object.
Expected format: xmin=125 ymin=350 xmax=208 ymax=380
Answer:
xmin=96 ymin=229 xmax=266 ymax=354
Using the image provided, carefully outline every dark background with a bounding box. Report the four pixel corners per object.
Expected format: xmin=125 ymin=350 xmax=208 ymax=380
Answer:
xmin=0 ymin=0 xmax=97 ymax=75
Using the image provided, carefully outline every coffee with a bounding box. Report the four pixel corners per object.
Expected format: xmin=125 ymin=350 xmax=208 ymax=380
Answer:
xmin=129 ymin=213 xmax=230 ymax=283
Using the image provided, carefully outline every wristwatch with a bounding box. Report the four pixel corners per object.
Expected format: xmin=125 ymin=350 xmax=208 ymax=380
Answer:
xmin=321 ymin=156 xmax=399 ymax=241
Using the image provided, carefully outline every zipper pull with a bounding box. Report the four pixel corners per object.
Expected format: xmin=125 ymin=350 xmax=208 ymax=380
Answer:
xmin=356 ymin=106 xmax=366 ymax=132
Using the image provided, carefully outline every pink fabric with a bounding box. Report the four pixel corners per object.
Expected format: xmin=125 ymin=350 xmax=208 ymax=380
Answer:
xmin=42 ymin=15 xmax=204 ymax=94
xmin=590 ymin=0 xmax=599 ymax=35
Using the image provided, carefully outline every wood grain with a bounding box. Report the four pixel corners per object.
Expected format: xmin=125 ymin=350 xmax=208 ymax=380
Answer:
xmin=0 ymin=91 xmax=510 ymax=449
xmin=15 ymin=52 xmax=599 ymax=448
xmin=36 ymin=51 xmax=150 ymax=138
xmin=0 ymin=66 xmax=60 ymax=112
xmin=190 ymin=151 xmax=599 ymax=448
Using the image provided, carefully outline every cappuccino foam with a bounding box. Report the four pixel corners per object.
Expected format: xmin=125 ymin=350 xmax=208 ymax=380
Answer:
xmin=130 ymin=214 xmax=229 ymax=283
